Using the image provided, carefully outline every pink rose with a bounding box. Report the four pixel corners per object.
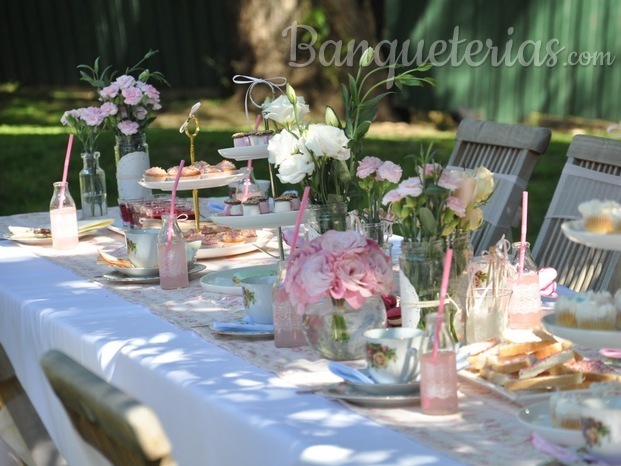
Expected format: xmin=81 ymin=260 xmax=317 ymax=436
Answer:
xmin=356 ymin=156 xmax=382 ymax=178
xmin=117 ymin=120 xmax=140 ymax=135
xmin=376 ymin=160 xmax=402 ymax=183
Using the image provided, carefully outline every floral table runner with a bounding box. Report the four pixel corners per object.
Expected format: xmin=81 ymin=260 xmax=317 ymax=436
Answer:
xmin=0 ymin=208 xmax=550 ymax=466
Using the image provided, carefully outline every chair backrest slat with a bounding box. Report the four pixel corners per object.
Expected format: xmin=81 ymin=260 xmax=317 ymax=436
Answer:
xmin=448 ymin=119 xmax=551 ymax=255
xmin=533 ymin=134 xmax=621 ymax=292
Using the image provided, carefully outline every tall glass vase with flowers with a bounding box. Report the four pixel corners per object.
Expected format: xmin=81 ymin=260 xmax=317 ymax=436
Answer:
xmin=284 ymin=230 xmax=394 ymax=360
xmin=77 ymin=50 xmax=169 ymax=200
xmin=382 ymin=145 xmax=494 ymax=330
xmin=263 ymin=47 xmax=435 ymax=225
xmin=351 ymin=155 xmax=402 ymax=254
xmin=61 ymin=105 xmax=114 ymax=218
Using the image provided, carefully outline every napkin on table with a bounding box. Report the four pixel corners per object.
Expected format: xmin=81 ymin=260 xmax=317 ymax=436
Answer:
xmin=212 ymin=316 xmax=274 ymax=333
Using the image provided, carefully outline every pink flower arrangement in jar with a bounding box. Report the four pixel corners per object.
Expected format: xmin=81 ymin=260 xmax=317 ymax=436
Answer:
xmin=283 ymin=230 xmax=394 ymax=344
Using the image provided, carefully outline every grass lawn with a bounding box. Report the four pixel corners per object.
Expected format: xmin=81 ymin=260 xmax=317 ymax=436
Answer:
xmin=0 ymin=88 xmax=606 ymax=245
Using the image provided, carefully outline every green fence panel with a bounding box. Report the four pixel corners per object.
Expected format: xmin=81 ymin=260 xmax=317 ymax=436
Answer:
xmin=385 ymin=0 xmax=621 ymax=123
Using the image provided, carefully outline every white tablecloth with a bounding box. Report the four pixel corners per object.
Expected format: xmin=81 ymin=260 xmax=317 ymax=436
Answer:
xmin=0 ymin=238 xmax=461 ymax=466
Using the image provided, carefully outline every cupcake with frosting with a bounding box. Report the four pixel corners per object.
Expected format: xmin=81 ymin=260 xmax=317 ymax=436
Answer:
xmin=555 ymin=295 xmax=578 ymax=327
xmin=578 ymin=200 xmax=620 ymax=234
xmin=242 ymin=198 xmax=261 ymax=216
xmin=575 ymin=300 xmax=616 ymax=330
xmin=216 ymin=160 xmax=237 ymax=174
xmin=144 ymin=167 xmax=167 ymax=182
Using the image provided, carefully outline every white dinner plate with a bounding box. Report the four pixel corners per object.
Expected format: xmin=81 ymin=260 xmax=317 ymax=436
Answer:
xmin=210 ymin=210 xmax=308 ymax=229
xmin=218 ymin=145 xmax=269 ymax=161
xmin=541 ymin=314 xmax=621 ymax=349
xmin=315 ymin=383 xmax=420 ymax=407
xmin=138 ymin=170 xmax=248 ymax=191
xmin=194 ymin=231 xmax=273 ymax=259
xmin=199 ymin=263 xmax=279 ymax=296
xmin=517 ymin=401 xmax=584 ymax=447
xmin=561 ymin=219 xmax=621 ymax=251
xmin=101 ymin=263 xmax=206 ymax=284
xmin=4 ymin=218 xmax=116 ymax=245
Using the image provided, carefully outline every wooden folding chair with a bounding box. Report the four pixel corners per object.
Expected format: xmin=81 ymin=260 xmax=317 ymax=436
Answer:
xmin=0 ymin=344 xmax=66 ymax=466
xmin=40 ymin=351 xmax=175 ymax=466
xmin=533 ymin=134 xmax=621 ymax=292
xmin=447 ymin=118 xmax=551 ymax=255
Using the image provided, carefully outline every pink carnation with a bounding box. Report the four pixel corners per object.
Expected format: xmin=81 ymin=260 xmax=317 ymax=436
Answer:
xmin=382 ymin=188 xmax=405 ymax=204
xmin=80 ymin=106 xmax=106 ymax=126
xmin=419 ymin=163 xmax=442 ymax=177
xmin=376 ymin=160 xmax=402 ymax=183
xmin=438 ymin=170 xmax=462 ymax=190
xmin=122 ymin=87 xmax=143 ymax=106
xmin=115 ymin=75 xmax=136 ymax=89
xmin=356 ymin=156 xmax=382 ymax=178
xmin=100 ymin=84 xmax=119 ymax=100
xmin=100 ymin=102 xmax=117 ymax=116
xmin=398 ymin=177 xmax=423 ymax=197
xmin=117 ymin=120 xmax=140 ymax=135
xmin=134 ymin=106 xmax=148 ymax=120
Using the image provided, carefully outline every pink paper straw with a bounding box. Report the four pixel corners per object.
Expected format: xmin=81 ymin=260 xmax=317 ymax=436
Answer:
xmin=60 ymin=133 xmax=74 ymax=204
xmin=167 ymin=160 xmax=185 ymax=247
xmin=289 ymin=186 xmax=310 ymax=256
xmin=432 ymin=248 xmax=453 ymax=358
xmin=254 ymin=114 xmax=262 ymax=131
xmin=518 ymin=191 xmax=528 ymax=277
xmin=243 ymin=159 xmax=253 ymax=200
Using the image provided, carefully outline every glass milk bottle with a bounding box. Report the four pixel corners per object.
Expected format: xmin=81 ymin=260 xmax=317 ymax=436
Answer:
xmin=420 ymin=312 xmax=458 ymax=415
xmin=49 ymin=181 xmax=79 ymax=250
xmin=506 ymin=242 xmax=542 ymax=330
xmin=273 ymin=261 xmax=306 ymax=348
xmin=157 ymin=215 xmax=188 ymax=290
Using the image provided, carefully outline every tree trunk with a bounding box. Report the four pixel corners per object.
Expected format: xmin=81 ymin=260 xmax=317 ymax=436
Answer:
xmin=229 ymin=0 xmax=395 ymax=121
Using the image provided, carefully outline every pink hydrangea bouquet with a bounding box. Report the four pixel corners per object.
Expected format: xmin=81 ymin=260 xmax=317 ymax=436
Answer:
xmin=382 ymin=146 xmax=494 ymax=243
xmin=60 ymin=105 xmax=115 ymax=153
xmin=284 ymin=230 xmax=394 ymax=341
xmin=78 ymin=50 xmax=168 ymax=136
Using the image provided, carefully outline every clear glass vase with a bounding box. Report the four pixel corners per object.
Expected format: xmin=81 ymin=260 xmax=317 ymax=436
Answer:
xmin=398 ymin=240 xmax=446 ymax=329
xmin=306 ymin=201 xmax=349 ymax=240
xmin=114 ymin=132 xmax=152 ymax=200
xmin=302 ymin=296 xmax=386 ymax=360
xmin=79 ymin=151 xmax=107 ymax=219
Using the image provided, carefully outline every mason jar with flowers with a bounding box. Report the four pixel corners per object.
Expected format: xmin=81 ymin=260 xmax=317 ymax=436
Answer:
xmin=382 ymin=147 xmax=494 ymax=330
xmin=283 ymin=230 xmax=394 ymax=360
xmin=61 ymin=104 xmax=115 ymax=218
xmin=78 ymin=50 xmax=168 ymax=200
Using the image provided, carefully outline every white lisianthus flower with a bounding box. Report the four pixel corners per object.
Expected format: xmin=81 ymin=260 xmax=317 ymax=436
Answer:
xmin=262 ymin=94 xmax=309 ymax=126
xmin=268 ymin=130 xmax=314 ymax=184
xmin=267 ymin=130 xmax=300 ymax=166
xmin=277 ymin=151 xmax=315 ymax=184
xmin=303 ymin=124 xmax=351 ymax=161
